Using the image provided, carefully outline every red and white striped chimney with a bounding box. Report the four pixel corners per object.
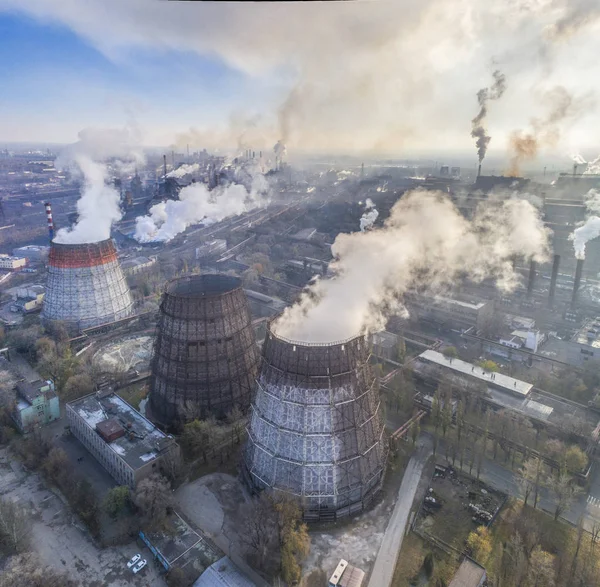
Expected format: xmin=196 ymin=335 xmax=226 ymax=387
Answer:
xmin=44 ymin=202 xmax=54 ymax=241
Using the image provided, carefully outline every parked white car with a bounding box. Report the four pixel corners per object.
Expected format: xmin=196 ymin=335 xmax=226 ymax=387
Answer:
xmin=132 ymin=559 xmax=147 ymax=574
xmin=127 ymin=554 xmax=141 ymax=569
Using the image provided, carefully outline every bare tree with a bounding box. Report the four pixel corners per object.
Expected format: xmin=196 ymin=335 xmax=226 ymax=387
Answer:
xmin=552 ymin=466 xmax=582 ymax=521
xmin=525 ymin=545 xmax=556 ymax=587
xmin=0 ymin=498 xmax=31 ymax=554
xmin=0 ymin=553 xmax=77 ymax=587
xmin=133 ymin=473 xmax=172 ymax=531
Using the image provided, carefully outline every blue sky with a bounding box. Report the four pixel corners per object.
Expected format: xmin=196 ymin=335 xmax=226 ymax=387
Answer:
xmin=0 ymin=12 xmax=278 ymax=145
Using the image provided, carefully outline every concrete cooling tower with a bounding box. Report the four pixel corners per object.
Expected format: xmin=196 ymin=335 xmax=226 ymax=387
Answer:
xmin=42 ymin=239 xmax=133 ymax=330
xmin=243 ymin=324 xmax=388 ymax=522
xmin=148 ymin=274 xmax=260 ymax=427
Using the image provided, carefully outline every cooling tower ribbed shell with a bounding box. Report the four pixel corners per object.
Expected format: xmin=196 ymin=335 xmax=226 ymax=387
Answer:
xmin=148 ymin=274 xmax=260 ymax=426
xmin=42 ymin=239 xmax=133 ymax=330
xmin=243 ymin=324 xmax=388 ymax=522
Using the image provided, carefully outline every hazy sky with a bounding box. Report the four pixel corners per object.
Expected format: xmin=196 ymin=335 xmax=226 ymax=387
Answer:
xmin=0 ymin=0 xmax=599 ymax=163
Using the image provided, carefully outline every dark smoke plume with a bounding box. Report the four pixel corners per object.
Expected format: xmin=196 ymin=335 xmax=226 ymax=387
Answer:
xmin=508 ymin=86 xmax=596 ymax=176
xmin=471 ymin=70 xmax=507 ymax=163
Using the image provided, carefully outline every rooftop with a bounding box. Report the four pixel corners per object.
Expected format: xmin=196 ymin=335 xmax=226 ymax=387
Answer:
xmin=193 ymin=557 xmax=257 ymax=587
xmin=449 ymin=558 xmax=486 ymax=587
xmin=572 ymin=317 xmax=600 ymax=349
xmin=16 ymin=379 xmax=55 ymax=405
xmin=418 ymin=350 xmax=533 ymax=397
xmin=67 ymin=392 xmax=175 ymax=470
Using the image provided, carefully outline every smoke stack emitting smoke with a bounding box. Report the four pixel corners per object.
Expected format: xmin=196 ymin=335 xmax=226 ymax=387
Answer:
xmin=273 ymin=190 xmax=550 ymax=343
xmin=570 ymin=189 xmax=600 ymax=259
xmin=471 ymin=70 xmax=507 ymax=164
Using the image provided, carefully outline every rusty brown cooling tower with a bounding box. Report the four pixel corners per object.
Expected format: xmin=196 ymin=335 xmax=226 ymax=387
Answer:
xmin=148 ymin=274 xmax=259 ymax=426
xmin=572 ymin=258 xmax=584 ymax=307
xmin=42 ymin=239 xmax=133 ymax=330
xmin=243 ymin=323 xmax=388 ymax=522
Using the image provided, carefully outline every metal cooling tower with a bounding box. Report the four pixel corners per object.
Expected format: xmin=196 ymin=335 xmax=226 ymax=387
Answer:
xmin=42 ymin=239 xmax=133 ymax=330
xmin=243 ymin=324 xmax=388 ymax=522
xmin=148 ymin=274 xmax=259 ymax=426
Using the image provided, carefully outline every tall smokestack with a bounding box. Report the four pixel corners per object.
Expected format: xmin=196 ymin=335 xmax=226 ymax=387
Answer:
xmin=477 ymin=163 xmax=482 ymax=177
xmin=549 ymin=254 xmax=560 ymax=306
xmin=44 ymin=202 xmax=54 ymax=242
xmin=527 ymin=259 xmax=536 ymax=297
xmin=573 ymin=163 xmax=578 ymax=176
xmin=163 ymin=154 xmax=167 ymax=178
xmin=252 ymin=151 xmax=256 ymax=159
xmin=572 ymin=258 xmax=584 ymax=307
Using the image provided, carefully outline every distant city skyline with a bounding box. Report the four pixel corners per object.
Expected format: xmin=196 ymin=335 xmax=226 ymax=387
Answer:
xmin=1 ymin=0 xmax=599 ymax=166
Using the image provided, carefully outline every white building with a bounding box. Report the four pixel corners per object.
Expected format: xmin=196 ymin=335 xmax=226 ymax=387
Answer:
xmin=0 ymin=255 xmax=27 ymax=270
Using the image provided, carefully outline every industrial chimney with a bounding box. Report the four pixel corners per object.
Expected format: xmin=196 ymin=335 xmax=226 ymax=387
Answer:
xmin=477 ymin=163 xmax=482 ymax=178
xmin=572 ymin=258 xmax=584 ymax=307
xmin=163 ymin=154 xmax=167 ymax=178
xmin=548 ymin=254 xmax=560 ymax=307
xmin=44 ymin=202 xmax=54 ymax=242
xmin=42 ymin=239 xmax=133 ymax=331
xmin=527 ymin=259 xmax=536 ymax=298
xmin=149 ymin=274 xmax=259 ymax=427
xmin=243 ymin=323 xmax=388 ymax=522
xmin=573 ymin=163 xmax=578 ymax=177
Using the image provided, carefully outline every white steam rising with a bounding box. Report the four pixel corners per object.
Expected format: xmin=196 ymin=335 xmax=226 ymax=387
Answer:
xmin=359 ymin=198 xmax=379 ymax=232
xmin=569 ymin=189 xmax=600 ymax=259
xmin=584 ymin=154 xmax=600 ymax=175
xmin=53 ymin=156 xmax=122 ymax=244
xmin=572 ymin=153 xmax=587 ymax=165
xmin=273 ymin=190 xmax=551 ymax=343
xmin=134 ymin=167 xmax=270 ymax=243
xmin=167 ymin=163 xmax=201 ymax=178
xmin=53 ymin=126 xmax=144 ymax=244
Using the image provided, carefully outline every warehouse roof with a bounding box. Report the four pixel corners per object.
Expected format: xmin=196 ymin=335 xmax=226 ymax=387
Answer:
xmin=418 ymin=350 xmax=533 ymax=397
xmin=449 ymin=558 xmax=486 ymax=587
xmin=193 ymin=557 xmax=256 ymax=587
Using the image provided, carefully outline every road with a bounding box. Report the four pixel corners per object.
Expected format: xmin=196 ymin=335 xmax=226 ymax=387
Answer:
xmin=367 ymin=439 xmax=432 ymax=587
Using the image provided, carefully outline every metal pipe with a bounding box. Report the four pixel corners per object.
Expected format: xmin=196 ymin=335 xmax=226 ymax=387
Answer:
xmin=527 ymin=259 xmax=536 ymax=297
xmin=572 ymin=258 xmax=584 ymax=307
xmin=549 ymin=254 xmax=560 ymax=306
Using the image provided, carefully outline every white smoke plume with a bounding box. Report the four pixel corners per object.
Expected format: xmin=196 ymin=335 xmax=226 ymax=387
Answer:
xmin=273 ymin=190 xmax=550 ymax=343
xmin=134 ymin=166 xmax=270 ymax=242
xmin=572 ymin=153 xmax=587 ymax=165
xmin=584 ymin=154 xmax=600 ymax=174
xmin=167 ymin=163 xmax=201 ymax=178
xmin=53 ymin=156 xmax=122 ymax=244
xmin=359 ymin=198 xmax=379 ymax=232
xmin=569 ymin=188 xmax=600 ymax=258
xmin=53 ymin=126 xmax=145 ymax=244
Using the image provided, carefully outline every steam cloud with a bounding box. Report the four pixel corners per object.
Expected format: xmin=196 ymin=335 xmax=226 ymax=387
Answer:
xmin=508 ymin=86 xmax=595 ymax=176
xmin=572 ymin=153 xmax=587 ymax=165
xmin=584 ymin=154 xmax=600 ymax=175
xmin=359 ymin=198 xmax=378 ymax=232
xmin=54 ymin=156 xmax=122 ymax=244
xmin=273 ymin=190 xmax=550 ymax=343
xmin=134 ymin=164 xmax=270 ymax=242
xmin=569 ymin=189 xmax=600 ymax=259
xmin=167 ymin=163 xmax=201 ymax=178
xmin=53 ymin=126 xmax=144 ymax=245
xmin=471 ymin=70 xmax=507 ymax=163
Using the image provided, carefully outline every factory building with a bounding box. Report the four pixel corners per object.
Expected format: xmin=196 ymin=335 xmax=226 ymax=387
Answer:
xmin=243 ymin=324 xmax=388 ymax=522
xmin=0 ymin=254 xmax=27 ymax=271
xmin=42 ymin=239 xmax=133 ymax=331
xmin=11 ymin=284 xmax=45 ymax=314
xmin=66 ymin=390 xmax=179 ymax=488
xmin=12 ymin=380 xmax=60 ymax=433
xmin=405 ymin=294 xmax=494 ymax=332
xmin=120 ymin=255 xmax=156 ymax=276
xmin=149 ymin=274 xmax=260 ymax=427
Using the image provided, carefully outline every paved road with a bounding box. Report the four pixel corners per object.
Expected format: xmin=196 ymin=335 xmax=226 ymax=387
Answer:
xmin=368 ymin=440 xmax=432 ymax=587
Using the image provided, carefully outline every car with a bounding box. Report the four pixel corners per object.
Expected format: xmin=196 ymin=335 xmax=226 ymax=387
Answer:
xmin=127 ymin=554 xmax=141 ymax=569
xmin=132 ymin=559 xmax=147 ymax=574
